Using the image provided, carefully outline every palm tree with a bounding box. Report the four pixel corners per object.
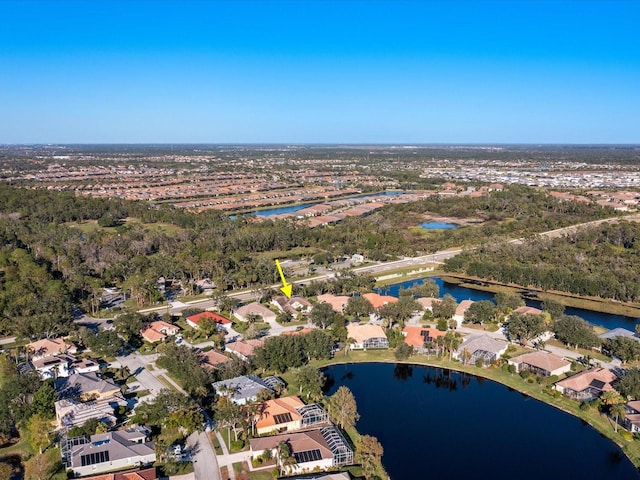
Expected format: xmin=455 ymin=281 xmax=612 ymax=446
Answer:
xmin=611 ymin=403 xmax=627 ymax=433
xmin=461 ymin=347 xmax=472 ymax=365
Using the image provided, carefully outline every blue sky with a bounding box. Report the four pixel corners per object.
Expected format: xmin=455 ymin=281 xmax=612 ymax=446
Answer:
xmin=1 ymin=0 xmax=638 ymax=143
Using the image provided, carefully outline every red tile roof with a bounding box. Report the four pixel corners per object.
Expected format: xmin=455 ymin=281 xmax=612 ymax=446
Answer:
xmin=187 ymin=311 xmax=231 ymax=325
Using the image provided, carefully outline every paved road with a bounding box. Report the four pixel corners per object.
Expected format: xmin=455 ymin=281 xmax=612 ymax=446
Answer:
xmin=187 ymin=431 xmax=221 ymax=480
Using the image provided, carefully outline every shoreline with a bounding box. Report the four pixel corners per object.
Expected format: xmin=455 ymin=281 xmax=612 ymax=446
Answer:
xmin=310 ymin=353 xmax=640 ymax=472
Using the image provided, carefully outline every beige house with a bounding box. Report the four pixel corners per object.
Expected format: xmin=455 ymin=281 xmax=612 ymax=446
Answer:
xmin=140 ymin=320 xmax=180 ymax=343
xmin=346 ymin=324 xmax=389 ymax=350
xmin=233 ymin=302 xmax=277 ymax=323
xmin=255 ymin=396 xmax=305 ymax=435
xmin=317 ymin=294 xmax=350 ymax=313
xmin=453 ymin=300 xmax=474 ymax=327
xmin=225 ymin=338 xmax=265 ymax=362
xmin=508 ymin=351 xmax=571 ymax=377
xmin=553 ymin=368 xmax=617 ymax=401
xmin=28 ymin=337 xmax=77 ymax=360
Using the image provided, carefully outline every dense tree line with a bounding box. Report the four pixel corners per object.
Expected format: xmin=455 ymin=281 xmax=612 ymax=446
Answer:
xmin=253 ymin=330 xmax=333 ymax=373
xmin=445 ymin=221 xmax=640 ymax=302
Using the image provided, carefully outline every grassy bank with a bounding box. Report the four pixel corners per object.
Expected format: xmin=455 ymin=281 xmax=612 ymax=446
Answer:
xmin=280 ymin=348 xmax=640 ymax=471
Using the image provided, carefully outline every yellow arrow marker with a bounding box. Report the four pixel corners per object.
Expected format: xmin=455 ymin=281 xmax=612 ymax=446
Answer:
xmin=275 ymin=259 xmax=292 ymax=298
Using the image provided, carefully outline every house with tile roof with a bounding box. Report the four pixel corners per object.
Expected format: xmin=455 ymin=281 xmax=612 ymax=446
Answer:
xmin=453 ymin=300 xmax=473 ymax=327
xmin=508 ymin=351 xmax=571 ymax=377
xmin=200 ymin=350 xmax=231 ymax=370
xmin=212 ymin=375 xmax=274 ymax=405
xmin=416 ymin=297 xmax=439 ymax=312
xmin=140 ymin=320 xmax=180 ymax=343
xmin=255 ymin=396 xmax=329 ymax=436
xmin=553 ymin=368 xmax=617 ymax=401
xmin=64 ymin=427 xmax=156 ymax=477
xmin=271 ymin=296 xmax=313 ymax=316
xmin=249 ymin=426 xmax=353 ymax=475
xmin=225 ymin=338 xmax=265 ymax=362
xmin=316 ymin=294 xmax=350 ymax=313
xmin=362 ymin=293 xmax=398 ymax=309
xmin=454 ymin=334 xmax=508 ymax=365
xmin=28 ymin=337 xmax=77 ymax=360
xmin=346 ymin=323 xmax=389 ymax=350
xmin=233 ymin=302 xmax=277 ymax=323
xmin=186 ymin=311 xmax=232 ymax=331
xmin=78 ymin=467 xmax=158 ymax=480
xmin=55 ymin=372 xmax=122 ymax=402
xmin=402 ymin=326 xmax=445 ymax=352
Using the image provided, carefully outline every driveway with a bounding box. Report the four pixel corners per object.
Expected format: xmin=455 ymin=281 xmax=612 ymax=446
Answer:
xmin=115 ymin=352 xmax=167 ymax=399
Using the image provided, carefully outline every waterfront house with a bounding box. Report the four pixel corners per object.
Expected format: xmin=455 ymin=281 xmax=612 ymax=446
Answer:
xmin=346 ymin=323 xmax=389 ymax=350
xmin=454 ymin=334 xmax=508 ymax=365
xmin=77 ymin=467 xmax=157 ymax=480
xmin=362 ymin=293 xmax=398 ymax=309
xmin=599 ymin=327 xmax=640 ymax=343
xmin=624 ymin=401 xmax=640 ymax=432
xmin=508 ymin=351 xmax=571 ymax=377
xmin=453 ymin=300 xmax=474 ymax=327
xmin=416 ymin=297 xmax=439 ymax=312
xmin=553 ymin=368 xmax=617 ymax=401
xmin=402 ymin=326 xmax=445 ymax=352
xmin=249 ymin=426 xmax=353 ymax=475
xmin=317 ymin=294 xmax=350 ymax=313
xmin=255 ymin=396 xmax=329 ymax=436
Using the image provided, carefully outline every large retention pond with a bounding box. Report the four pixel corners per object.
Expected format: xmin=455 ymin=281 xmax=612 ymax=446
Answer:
xmin=376 ymin=276 xmax=639 ymax=331
xmin=323 ymin=363 xmax=639 ymax=480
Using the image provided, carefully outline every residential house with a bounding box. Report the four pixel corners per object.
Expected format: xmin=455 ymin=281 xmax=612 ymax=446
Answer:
xmin=78 ymin=466 xmax=158 ymax=480
xmin=511 ymin=306 xmax=543 ymax=316
xmin=140 ymin=320 xmax=180 ymax=343
xmin=249 ymin=426 xmax=353 ymax=475
xmin=55 ymin=372 xmax=122 ymax=402
xmin=362 ymin=293 xmax=398 ymax=309
xmin=56 ymin=395 xmax=126 ymax=430
xmin=225 ymin=338 xmax=265 ymax=362
xmin=64 ymin=427 xmax=156 ymax=477
xmin=271 ymin=296 xmax=313 ymax=317
xmin=401 ymin=326 xmax=445 ymax=353
xmin=416 ymin=297 xmax=439 ymax=312
xmin=508 ymin=351 xmax=571 ymax=377
xmin=32 ymin=354 xmax=75 ymax=379
xmin=28 ymin=337 xmax=77 ymax=360
xmin=200 ymin=350 xmax=231 ymax=370
xmin=255 ymin=396 xmax=329 ymax=436
xmin=346 ymin=323 xmax=389 ymax=350
xmin=212 ymin=375 xmax=274 ymax=405
xmin=625 ymin=401 xmax=640 ymax=433
xmin=316 ymin=294 xmax=350 ymax=313
xmin=233 ymin=302 xmax=277 ymax=323
xmin=186 ymin=311 xmax=232 ymax=332
xmin=553 ymin=368 xmax=617 ymax=401
xmin=454 ymin=334 xmax=508 ymax=365
xmin=453 ymin=300 xmax=473 ymax=327
xmin=351 ymin=254 xmax=365 ymax=264
xmin=599 ymin=328 xmax=640 ymax=343
xmin=72 ymin=358 xmax=101 ymax=375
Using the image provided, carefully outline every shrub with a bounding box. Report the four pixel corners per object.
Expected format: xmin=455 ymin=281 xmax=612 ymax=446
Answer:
xmin=475 ymin=358 xmax=484 ymax=368
xmin=508 ymin=364 xmax=517 ymax=374
xmin=519 ymin=370 xmax=531 ymax=379
xmin=230 ymin=440 xmax=244 ymax=451
xmin=620 ymin=430 xmax=633 ymax=441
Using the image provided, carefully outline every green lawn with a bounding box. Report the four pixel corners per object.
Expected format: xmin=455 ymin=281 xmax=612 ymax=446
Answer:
xmin=233 ymin=461 xmax=276 ymax=479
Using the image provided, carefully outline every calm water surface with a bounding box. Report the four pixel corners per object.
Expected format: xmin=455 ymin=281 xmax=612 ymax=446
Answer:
xmin=376 ymin=276 xmax=639 ymax=330
xmin=324 ymin=363 xmax=639 ymax=480
xmin=420 ymin=221 xmax=459 ymax=230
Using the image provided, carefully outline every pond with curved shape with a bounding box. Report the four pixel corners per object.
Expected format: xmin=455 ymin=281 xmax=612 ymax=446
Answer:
xmin=323 ymin=363 xmax=639 ymax=480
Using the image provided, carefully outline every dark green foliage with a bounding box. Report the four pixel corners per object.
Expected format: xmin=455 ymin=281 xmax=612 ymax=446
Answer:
xmin=310 ymin=302 xmax=341 ymax=330
xmin=402 ymin=279 xmax=439 ymax=299
xmin=344 ymin=296 xmax=374 ymax=318
xmin=130 ymin=390 xmax=196 ymax=426
xmin=553 ymin=315 xmax=599 ymax=349
xmin=432 ymin=294 xmax=457 ymax=319
xmin=253 ymin=330 xmax=333 ymax=373
xmin=604 ymin=336 xmax=640 ymax=363
xmin=445 ymin=221 xmax=640 ymax=303
xmin=0 ymin=371 xmax=42 ymax=437
xmin=83 ymin=329 xmax=126 ymax=357
xmin=614 ymin=368 xmax=640 ymax=400
xmin=394 ymin=342 xmax=413 ymax=361
xmin=541 ymin=299 xmax=566 ymax=319
xmin=494 ymin=292 xmax=524 ymax=314
xmin=464 ymin=300 xmax=496 ymax=324
xmin=385 ymin=328 xmax=404 ymax=349
xmin=31 ymin=381 xmax=57 ymax=419
xmin=156 ymin=343 xmax=212 ymax=396
xmin=436 ymin=318 xmax=448 ymax=331
xmin=506 ymin=312 xmax=546 ymax=344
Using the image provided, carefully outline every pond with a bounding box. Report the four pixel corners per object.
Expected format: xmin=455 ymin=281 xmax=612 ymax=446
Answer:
xmin=375 ymin=276 xmax=639 ymax=331
xmin=420 ymin=221 xmax=459 ymax=230
xmin=323 ymin=363 xmax=639 ymax=480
